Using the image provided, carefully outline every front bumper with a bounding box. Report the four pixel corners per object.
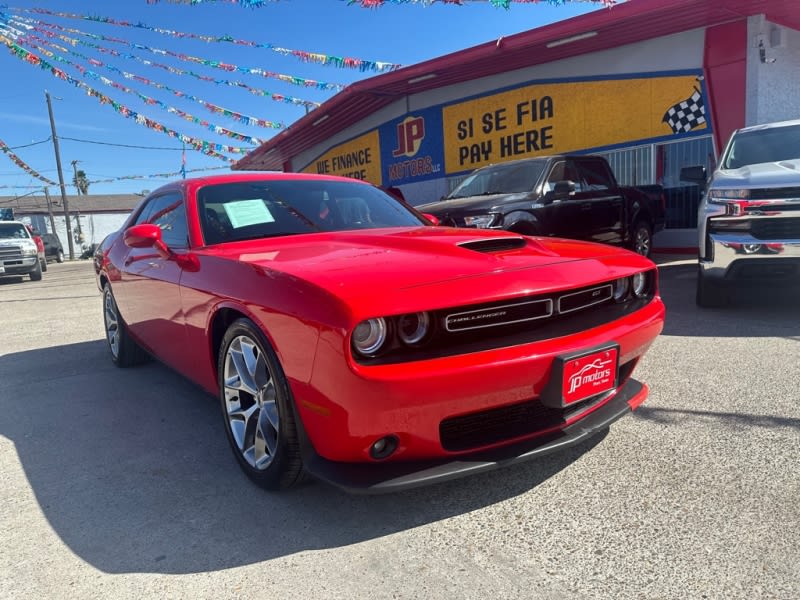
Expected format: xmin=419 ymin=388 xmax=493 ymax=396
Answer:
xmin=292 ymin=297 xmax=663 ymax=467
xmin=301 ymin=378 xmax=647 ymax=494
xmin=0 ymin=256 xmax=39 ymax=276
xmin=699 ymin=205 xmax=800 ymax=283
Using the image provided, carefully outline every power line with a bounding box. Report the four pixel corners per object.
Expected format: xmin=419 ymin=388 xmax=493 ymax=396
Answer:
xmin=8 ymin=137 xmax=52 ymax=150
xmin=60 ymin=136 xmax=186 ymax=151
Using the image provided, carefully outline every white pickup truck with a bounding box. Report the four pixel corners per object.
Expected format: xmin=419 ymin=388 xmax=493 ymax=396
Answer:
xmin=681 ymin=119 xmax=800 ymax=307
xmin=0 ymin=220 xmax=44 ymax=281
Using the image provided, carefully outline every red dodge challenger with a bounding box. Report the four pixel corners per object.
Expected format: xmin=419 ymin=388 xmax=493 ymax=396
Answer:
xmin=95 ymin=173 xmax=665 ymax=493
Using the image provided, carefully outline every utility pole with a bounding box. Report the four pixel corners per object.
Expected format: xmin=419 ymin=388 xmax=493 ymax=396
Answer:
xmin=70 ymin=159 xmax=84 ymax=239
xmin=46 ymin=90 xmax=75 ymax=260
xmin=43 ymin=187 xmax=57 ymax=235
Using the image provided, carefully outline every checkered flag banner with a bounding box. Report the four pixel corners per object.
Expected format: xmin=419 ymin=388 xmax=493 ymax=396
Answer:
xmin=662 ymin=89 xmax=706 ymax=134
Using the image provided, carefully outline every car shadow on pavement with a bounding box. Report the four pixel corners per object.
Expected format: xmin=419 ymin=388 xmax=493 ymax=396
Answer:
xmin=0 ymin=340 xmax=607 ymax=575
xmin=655 ymin=261 xmax=800 ymax=338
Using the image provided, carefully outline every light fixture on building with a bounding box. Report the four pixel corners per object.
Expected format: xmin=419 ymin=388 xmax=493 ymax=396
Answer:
xmin=546 ymin=31 xmax=598 ymax=48
xmin=407 ymin=73 xmax=437 ymax=85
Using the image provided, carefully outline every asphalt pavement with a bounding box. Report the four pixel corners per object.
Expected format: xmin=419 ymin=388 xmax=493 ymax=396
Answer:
xmin=1 ymin=259 xmax=798 ymax=600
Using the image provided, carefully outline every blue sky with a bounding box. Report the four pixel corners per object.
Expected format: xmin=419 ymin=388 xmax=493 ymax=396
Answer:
xmin=0 ymin=0 xmax=601 ymax=196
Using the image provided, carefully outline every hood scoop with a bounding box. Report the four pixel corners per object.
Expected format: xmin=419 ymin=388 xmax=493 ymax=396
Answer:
xmin=458 ymin=237 xmax=527 ymax=253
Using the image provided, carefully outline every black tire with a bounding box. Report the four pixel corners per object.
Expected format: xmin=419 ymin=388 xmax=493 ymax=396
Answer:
xmin=56 ymin=250 xmax=64 ymax=263
xmin=218 ymin=318 xmax=304 ymax=491
xmin=631 ymin=220 xmax=653 ymax=257
xmin=102 ymin=284 xmax=149 ymax=367
xmin=29 ymin=260 xmax=42 ymax=281
xmin=41 ymin=258 xmax=48 ymax=272
xmin=696 ymin=266 xmax=728 ymax=308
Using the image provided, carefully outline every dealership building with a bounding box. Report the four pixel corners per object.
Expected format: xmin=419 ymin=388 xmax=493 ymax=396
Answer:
xmin=235 ymin=0 xmax=799 ymax=250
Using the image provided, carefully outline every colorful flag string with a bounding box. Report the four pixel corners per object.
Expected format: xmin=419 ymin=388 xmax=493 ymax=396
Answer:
xmin=17 ymin=23 xmax=321 ymax=109
xmin=13 ymin=15 xmax=346 ymax=91
xmin=342 ymin=0 xmax=616 ymax=6
xmin=11 ymin=30 xmax=275 ymax=145
xmin=12 ymin=6 xmax=402 ymax=73
xmin=0 ymin=139 xmax=58 ymax=186
xmin=0 ymin=35 xmax=241 ymax=162
xmin=146 ymin=0 xmax=272 ymax=6
xmin=87 ymin=165 xmax=229 ymax=185
xmin=21 ymin=31 xmax=313 ymax=127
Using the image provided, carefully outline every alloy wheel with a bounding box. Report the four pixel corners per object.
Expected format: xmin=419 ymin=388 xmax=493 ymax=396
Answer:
xmin=634 ymin=227 xmax=651 ymax=256
xmin=103 ymin=289 xmax=120 ymax=359
xmin=223 ymin=335 xmax=280 ymax=470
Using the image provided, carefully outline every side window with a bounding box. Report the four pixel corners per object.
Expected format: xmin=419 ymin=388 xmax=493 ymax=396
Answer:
xmin=145 ymin=193 xmax=188 ymax=249
xmin=132 ymin=200 xmax=156 ymax=226
xmin=578 ymin=159 xmax=614 ymax=191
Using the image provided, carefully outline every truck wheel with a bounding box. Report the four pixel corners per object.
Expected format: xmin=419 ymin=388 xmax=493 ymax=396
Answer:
xmin=41 ymin=258 xmax=48 ymax=272
xmin=631 ymin=221 xmax=652 ymax=257
xmin=56 ymin=250 xmax=65 ymax=263
xmin=29 ymin=260 xmax=43 ymax=281
xmin=696 ymin=266 xmax=728 ymax=308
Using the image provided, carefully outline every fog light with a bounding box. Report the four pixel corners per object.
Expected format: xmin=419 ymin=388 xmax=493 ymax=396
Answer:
xmin=369 ymin=435 xmax=399 ymax=460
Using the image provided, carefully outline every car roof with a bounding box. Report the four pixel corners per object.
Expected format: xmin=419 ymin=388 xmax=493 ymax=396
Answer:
xmin=735 ymin=118 xmax=800 ymax=134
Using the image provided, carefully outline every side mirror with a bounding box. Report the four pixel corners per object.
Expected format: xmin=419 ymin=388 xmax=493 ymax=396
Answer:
xmin=422 ymin=213 xmax=440 ymax=226
xmin=552 ymin=180 xmax=576 ymax=201
xmin=680 ymin=166 xmax=707 ymax=186
xmin=124 ymin=223 xmax=162 ymax=248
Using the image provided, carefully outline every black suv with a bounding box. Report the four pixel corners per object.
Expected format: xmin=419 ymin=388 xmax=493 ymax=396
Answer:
xmin=41 ymin=233 xmax=65 ymax=263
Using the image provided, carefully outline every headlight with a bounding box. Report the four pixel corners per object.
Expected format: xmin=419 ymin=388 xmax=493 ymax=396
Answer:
xmin=21 ymin=243 xmax=38 ymax=257
xmin=708 ymin=189 xmax=750 ymax=203
xmin=463 ymin=214 xmax=497 ymax=228
xmin=397 ymin=312 xmax=430 ymax=345
xmin=352 ymin=318 xmax=388 ymax=357
xmin=613 ymin=278 xmax=630 ymax=302
xmin=632 ymin=272 xmax=648 ymax=297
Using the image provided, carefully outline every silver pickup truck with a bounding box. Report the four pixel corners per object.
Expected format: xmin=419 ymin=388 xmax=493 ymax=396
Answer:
xmin=681 ymin=119 xmax=800 ymax=307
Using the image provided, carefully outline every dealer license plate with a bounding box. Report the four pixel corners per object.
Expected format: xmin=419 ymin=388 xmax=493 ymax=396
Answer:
xmin=562 ymin=346 xmax=618 ymax=405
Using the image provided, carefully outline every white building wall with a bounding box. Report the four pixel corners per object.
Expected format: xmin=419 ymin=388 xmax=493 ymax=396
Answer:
xmin=24 ymin=212 xmax=130 ymax=258
xmin=746 ymin=16 xmax=800 ymax=126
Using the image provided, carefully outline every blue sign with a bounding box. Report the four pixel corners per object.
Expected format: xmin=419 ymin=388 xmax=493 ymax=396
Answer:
xmin=379 ymin=106 xmax=445 ymax=186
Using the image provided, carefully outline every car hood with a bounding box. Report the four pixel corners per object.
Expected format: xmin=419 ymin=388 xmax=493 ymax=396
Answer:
xmin=417 ymin=192 xmax=530 ymax=215
xmin=206 ymin=227 xmax=650 ymax=314
xmin=712 ymin=159 xmax=800 ymax=189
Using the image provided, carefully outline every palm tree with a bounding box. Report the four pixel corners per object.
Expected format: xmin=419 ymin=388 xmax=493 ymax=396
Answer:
xmin=73 ymin=169 xmax=90 ymax=196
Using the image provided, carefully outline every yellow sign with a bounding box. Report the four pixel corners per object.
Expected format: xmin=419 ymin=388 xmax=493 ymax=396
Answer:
xmin=442 ymin=74 xmax=707 ymax=172
xmin=302 ymin=130 xmax=382 ymax=184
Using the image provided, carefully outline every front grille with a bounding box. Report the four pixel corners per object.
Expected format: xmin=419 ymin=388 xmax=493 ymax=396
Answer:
xmin=749 ymin=187 xmax=800 ymax=201
xmin=557 ymin=284 xmax=613 ymax=314
xmin=750 ymin=218 xmax=800 ymax=240
xmin=356 ymin=273 xmax=656 ymax=366
xmin=0 ymin=245 xmax=22 ymax=260
xmin=439 ymin=360 xmax=637 ymax=452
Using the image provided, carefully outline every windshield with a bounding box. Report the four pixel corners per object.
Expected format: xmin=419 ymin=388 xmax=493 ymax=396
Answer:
xmin=197 ymin=179 xmax=426 ymax=245
xmin=723 ymin=124 xmax=800 ymax=169
xmin=0 ymin=223 xmax=30 ymax=240
xmin=447 ymin=160 xmax=547 ymax=199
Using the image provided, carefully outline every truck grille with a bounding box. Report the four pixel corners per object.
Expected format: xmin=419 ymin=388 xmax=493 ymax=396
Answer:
xmin=0 ymin=245 xmax=22 ymax=260
xmin=751 ymin=218 xmax=800 ymax=240
xmin=749 ymin=187 xmax=800 ymax=201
